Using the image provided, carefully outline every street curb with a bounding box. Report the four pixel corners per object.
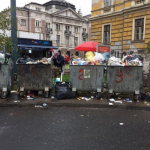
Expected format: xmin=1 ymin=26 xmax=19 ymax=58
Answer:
xmin=0 ymin=102 xmax=150 ymax=111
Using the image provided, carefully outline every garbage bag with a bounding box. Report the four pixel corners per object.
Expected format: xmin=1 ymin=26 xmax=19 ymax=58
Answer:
xmin=85 ymin=51 xmax=94 ymax=62
xmin=94 ymin=52 xmax=105 ymax=61
xmin=133 ymin=55 xmax=143 ymax=62
xmin=0 ymin=53 xmax=5 ymax=64
xmin=17 ymin=56 xmax=34 ymax=64
xmin=141 ymin=94 xmax=150 ymax=101
xmin=55 ymin=82 xmax=75 ymax=100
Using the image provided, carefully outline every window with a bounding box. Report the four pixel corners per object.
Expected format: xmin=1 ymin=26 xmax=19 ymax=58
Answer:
xmin=21 ymin=19 xmax=26 ymax=26
xmin=66 ymin=26 xmax=70 ymax=31
xmin=66 ymin=36 xmax=69 ymax=47
xmin=83 ymin=38 xmax=86 ymax=42
xmin=104 ymin=0 xmax=111 ymax=7
xmin=134 ymin=18 xmax=144 ymax=40
xmin=46 ymin=34 xmax=50 ymax=41
xmin=75 ymin=51 xmax=79 ymax=56
xmin=83 ymin=28 xmax=86 ymax=33
xmin=74 ymin=27 xmax=78 ymax=33
xmin=135 ymin=0 xmax=145 ymax=4
xmin=35 ymin=20 xmax=41 ymax=27
xmin=46 ymin=23 xmax=50 ymax=29
xmin=103 ymin=24 xmax=110 ymax=43
xmin=36 ymin=7 xmax=41 ymax=11
xmin=74 ymin=37 xmax=78 ymax=47
xmin=56 ymin=35 xmax=60 ymax=46
xmin=56 ymin=24 xmax=60 ymax=30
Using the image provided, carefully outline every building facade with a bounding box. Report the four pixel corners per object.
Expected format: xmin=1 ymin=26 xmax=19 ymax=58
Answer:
xmin=90 ymin=0 xmax=150 ymax=57
xmin=14 ymin=0 xmax=90 ymax=56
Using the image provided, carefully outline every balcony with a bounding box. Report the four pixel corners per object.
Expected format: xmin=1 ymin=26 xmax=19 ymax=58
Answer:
xmin=135 ymin=0 xmax=145 ymax=4
xmin=82 ymin=32 xmax=88 ymax=37
xmin=103 ymin=6 xmax=111 ymax=13
xmin=46 ymin=28 xmax=53 ymax=33
xmin=35 ymin=27 xmax=41 ymax=32
xmin=64 ymin=30 xmax=71 ymax=35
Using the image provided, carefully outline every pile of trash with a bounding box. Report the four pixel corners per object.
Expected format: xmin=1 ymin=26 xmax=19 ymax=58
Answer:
xmin=108 ymin=55 xmax=143 ymax=66
xmin=72 ymin=51 xmax=105 ymax=65
xmin=0 ymin=52 xmax=11 ymax=64
xmin=17 ymin=56 xmax=51 ymax=64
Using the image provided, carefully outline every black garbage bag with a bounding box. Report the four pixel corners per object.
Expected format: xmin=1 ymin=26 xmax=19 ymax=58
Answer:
xmin=133 ymin=55 xmax=143 ymax=62
xmin=125 ymin=56 xmax=134 ymax=62
xmin=141 ymin=94 xmax=150 ymax=101
xmin=5 ymin=53 xmax=11 ymax=59
xmin=125 ymin=55 xmax=143 ymax=63
xmin=55 ymin=82 xmax=75 ymax=100
xmin=141 ymin=94 xmax=146 ymax=100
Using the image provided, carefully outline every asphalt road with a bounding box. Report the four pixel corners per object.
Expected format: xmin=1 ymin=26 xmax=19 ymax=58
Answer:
xmin=0 ymin=107 xmax=150 ymax=150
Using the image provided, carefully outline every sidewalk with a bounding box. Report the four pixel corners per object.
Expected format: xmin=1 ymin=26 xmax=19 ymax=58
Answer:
xmin=0 ymin=93 xmax=150 ymax=110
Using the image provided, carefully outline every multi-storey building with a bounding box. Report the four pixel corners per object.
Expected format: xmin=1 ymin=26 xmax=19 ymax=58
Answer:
xmin=7 ymin=0 xmax=90 ymax=56
xmin=90 ymin=0 xmax=150 ymax=58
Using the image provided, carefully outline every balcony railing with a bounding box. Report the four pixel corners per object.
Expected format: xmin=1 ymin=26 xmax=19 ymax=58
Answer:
xmin=135 ymin=0 xmax=145 ymax=4
xmin=46 ymin=28 xmax=53 ymax=33
xmin=64 ymin=30 xmax=71 ymax=35
xmin=82 ymin=32 xmax=88 ymax=37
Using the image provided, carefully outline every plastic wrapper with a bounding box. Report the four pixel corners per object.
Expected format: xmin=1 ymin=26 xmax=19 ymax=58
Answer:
xmin=0 ymin=53 xmax=5 ymax=64
xmin=85 ymin=51 xmax=94 ymax=62
xmin=94 ymin=52 xmax=105 ymax=62
xmin=108 ymin=55 xmax=143 ymax=66
xmin=108 ymin=57 xmax=122 ymax=66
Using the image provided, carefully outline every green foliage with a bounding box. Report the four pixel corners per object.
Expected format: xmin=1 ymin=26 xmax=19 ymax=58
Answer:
xmin=147 ymin=42 xmax=150 ymax=54
xmin=0 ymin=8 xmax=13 ymax=52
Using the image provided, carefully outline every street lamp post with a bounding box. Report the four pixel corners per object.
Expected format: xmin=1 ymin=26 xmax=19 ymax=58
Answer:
xmin=11 ymin=0 xmax=17 ymax=75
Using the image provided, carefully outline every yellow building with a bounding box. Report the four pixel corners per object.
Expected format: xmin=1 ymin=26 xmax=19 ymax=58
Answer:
xmin=90 ymin=0 xmax=150 ymax=54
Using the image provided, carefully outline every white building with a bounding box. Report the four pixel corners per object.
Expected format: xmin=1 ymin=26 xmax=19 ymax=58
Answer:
xmin=10 ymin=0 xmax=90 ymax=56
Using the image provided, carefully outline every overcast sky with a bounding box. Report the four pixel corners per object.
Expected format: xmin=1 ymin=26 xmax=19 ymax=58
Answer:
xmin=0 ymin=0 xmax=91 ymax=16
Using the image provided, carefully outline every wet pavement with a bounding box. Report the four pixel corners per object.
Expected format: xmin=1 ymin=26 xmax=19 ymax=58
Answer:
xmin=0 ymin=107 xmax=150 ymax=150
xmin=0 ymin=93 xmax=150 ymax=111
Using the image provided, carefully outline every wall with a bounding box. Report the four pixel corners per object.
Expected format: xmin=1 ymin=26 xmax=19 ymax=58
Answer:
xmin=92 ymin=0 xmax=150 ymax=16
xmin=0 ymin=30 xmax=43 ymax=40
xmin=91 ymin=0 xmax=150 ymax=56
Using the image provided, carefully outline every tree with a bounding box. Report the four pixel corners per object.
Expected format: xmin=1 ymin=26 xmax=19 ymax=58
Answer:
xmin=0 ymin=8 xmax=13 ymax=53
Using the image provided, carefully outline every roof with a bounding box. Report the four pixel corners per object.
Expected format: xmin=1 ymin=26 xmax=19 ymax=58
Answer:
xmin=83 ymin=14 xmax=91 ymax=18
xmin=43 ymin=0 xmax=74 ymax=6
xmin=51 ymin=7 xmax=86 ymax=21
xmin=25 ymin=2 xmax=43 ymax=6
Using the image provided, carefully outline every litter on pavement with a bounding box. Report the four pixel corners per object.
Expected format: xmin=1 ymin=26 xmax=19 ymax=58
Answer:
xmin=109 ymin=103 xmax=113 ymax=106
xmin=35 ymin=103 xmax=49 ymax=108
xmin=27 ymin=96 xmax=34 ymax=100
xmin=109 ymin=99 xmax=115 ymax=102
xmin=11 ymin=91 xmax=17 ymax=93
xmin=35 ymin=105 xmax=43 ymax=108
xmin=77 ymin=97 xmax=92 ymax=101
xmin=13 ymin=100 xmax=20 ymax=103
xmin=114 ymin=101 xmax=123 ymax=104
xmin=126 ymin=101 xmax=133 ymax=103
xmin=119 ymin=123 xmax=124 ymax=125
xmin=43 ymin=103 xmax=49 ymax=108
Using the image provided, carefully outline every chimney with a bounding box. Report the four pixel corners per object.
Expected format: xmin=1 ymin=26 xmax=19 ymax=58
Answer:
xmin=78 ymin=9 xmax=82 ymax=17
